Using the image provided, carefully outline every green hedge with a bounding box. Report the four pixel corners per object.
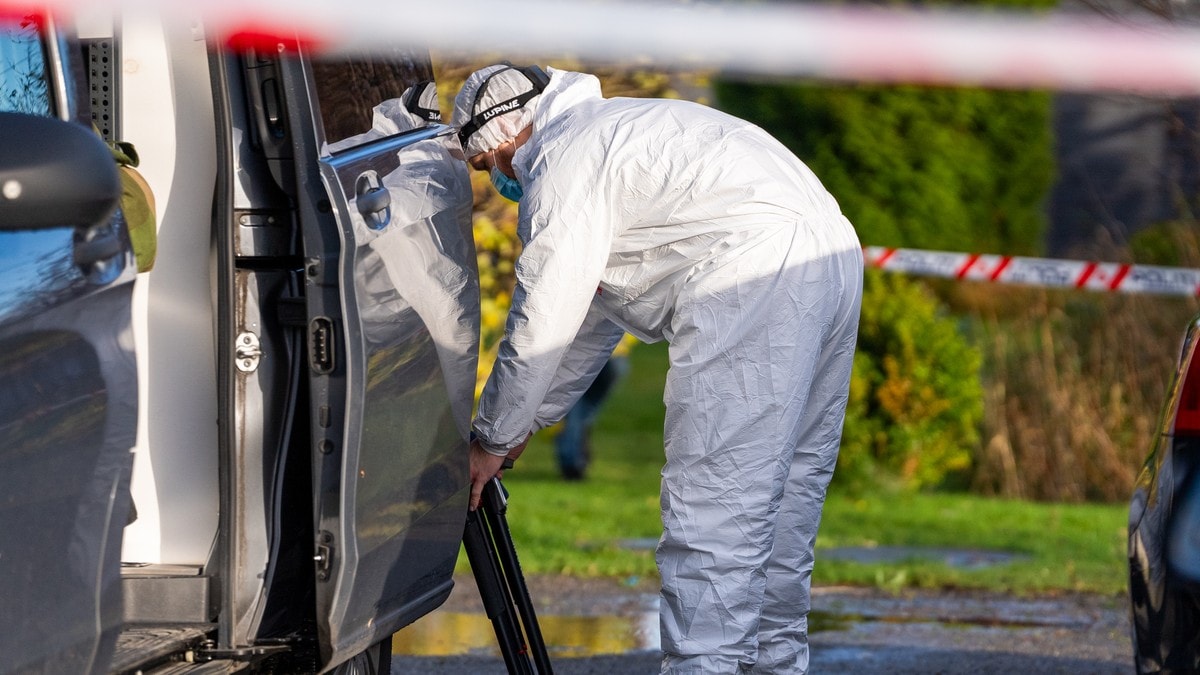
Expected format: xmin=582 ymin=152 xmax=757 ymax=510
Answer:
xmin=714 ymin=82 xmax=1053 ymax=255
xmin=839 ymin=269 xmax=984 ymax=492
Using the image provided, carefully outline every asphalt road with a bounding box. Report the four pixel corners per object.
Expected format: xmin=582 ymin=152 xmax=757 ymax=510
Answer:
xmin=391 ymin=576 xmax=1131 ymax=674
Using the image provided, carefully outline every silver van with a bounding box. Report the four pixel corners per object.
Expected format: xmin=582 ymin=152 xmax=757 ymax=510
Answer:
xmin=0 ymin=13 xmax=479 ymax=674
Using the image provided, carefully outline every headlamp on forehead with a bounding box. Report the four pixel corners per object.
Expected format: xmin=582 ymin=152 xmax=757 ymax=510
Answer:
xmin=457 ymin=64 xmax=550 ymax=149
xmin=404 ymin=80 xmax=443 ymax=123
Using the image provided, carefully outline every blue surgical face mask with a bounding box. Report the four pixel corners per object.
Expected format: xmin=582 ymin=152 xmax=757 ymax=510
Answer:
xmin=490 ymin=166 xmax=524 ymax=202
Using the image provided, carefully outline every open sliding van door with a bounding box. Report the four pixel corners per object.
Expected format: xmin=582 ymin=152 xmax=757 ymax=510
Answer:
xmin=277 ymin=48 xmax=480 ymax=671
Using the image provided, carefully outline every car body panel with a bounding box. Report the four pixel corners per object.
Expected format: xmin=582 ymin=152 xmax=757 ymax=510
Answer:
xmin=0 ymin=16 xmax=138 ymax=675
xmin=290 ymin=51 xmax=478 ymax=670
xmin=0 ymin=17 xmax=479 ymax=673
xmin=316 ymin=128 xmax=477 ymax=668
xmin=1129 ymin=314 xmax=1200 ymax=672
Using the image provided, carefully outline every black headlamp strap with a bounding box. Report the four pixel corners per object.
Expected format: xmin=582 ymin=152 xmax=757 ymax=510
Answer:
xmin=458 ymin=65 xmax=550 ymax=148
xmin=519 ymin=64 xmax=550 ymax=91
xmin=404 ymin=80 xmax=442 ymax=122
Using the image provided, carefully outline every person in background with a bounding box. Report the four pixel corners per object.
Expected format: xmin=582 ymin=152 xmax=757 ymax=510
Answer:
xmin=454 ymin=63 xmax=863 ymax=674
xmin=553 ymin=333 xmax=637 ymax=480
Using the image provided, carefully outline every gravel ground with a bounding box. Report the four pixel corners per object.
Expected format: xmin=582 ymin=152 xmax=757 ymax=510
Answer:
xmin=391 ymin=575 xmax=1132 ymax=674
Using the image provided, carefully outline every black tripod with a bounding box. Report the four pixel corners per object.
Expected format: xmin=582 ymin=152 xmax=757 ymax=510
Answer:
xmin=462 ymin=471 xmax=553 ymax=674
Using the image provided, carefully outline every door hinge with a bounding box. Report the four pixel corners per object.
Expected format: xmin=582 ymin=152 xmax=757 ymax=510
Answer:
xmin=235 ymin=331 xmax=262 ymax=373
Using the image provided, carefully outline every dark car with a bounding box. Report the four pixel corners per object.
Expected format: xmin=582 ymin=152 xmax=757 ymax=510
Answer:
xmin=0 ymin=12 xmax=479 ymax=674
xmin=1129 ymin=313 xmax=1200 ymax=672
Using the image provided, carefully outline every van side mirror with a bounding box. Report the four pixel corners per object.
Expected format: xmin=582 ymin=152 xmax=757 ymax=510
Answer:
xmin=0 ymin=112 xmax=121 ymax=230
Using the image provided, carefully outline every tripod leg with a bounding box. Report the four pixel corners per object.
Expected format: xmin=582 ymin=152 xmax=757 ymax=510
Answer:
xmin=463 ymin=508 xmax=534 ymax=675
xmin=481 ymin=478 xmax=554 ymax=674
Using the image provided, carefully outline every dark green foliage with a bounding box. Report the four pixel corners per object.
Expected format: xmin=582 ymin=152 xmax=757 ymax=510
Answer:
xmin=714 ymin=81 xmax=1054 ymax=255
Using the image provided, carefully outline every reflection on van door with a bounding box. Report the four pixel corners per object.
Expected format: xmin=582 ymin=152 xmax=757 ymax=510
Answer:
xmin=294 ymin=50 xmax=480 ymax=670
xmin=0 ymin=16 xmax=138 ymax=675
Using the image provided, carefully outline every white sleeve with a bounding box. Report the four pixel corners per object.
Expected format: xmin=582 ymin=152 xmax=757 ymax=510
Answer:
xmin=531 ymin=302 xmax=625 ymax=431
xmin=471 ymin=156 xmax=616 ymax=456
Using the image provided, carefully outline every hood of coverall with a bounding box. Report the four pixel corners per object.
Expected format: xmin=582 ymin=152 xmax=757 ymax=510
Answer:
xmin=452 ymin=64 xmax=544 ymax=158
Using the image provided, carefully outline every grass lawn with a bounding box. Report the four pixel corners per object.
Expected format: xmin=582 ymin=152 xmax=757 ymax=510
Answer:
xmin=477 ymin=340 xmax=1129 ymax=596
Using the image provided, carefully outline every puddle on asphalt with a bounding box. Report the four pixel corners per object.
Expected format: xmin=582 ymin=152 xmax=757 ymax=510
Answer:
xmin=391 ymin=604 xmax=1050 ymax=658
xmin=390 ymin=603 xmax=1015 ymax=658
xmin=809 ymin=611 xmax=854 ymax=633
xmin=393 ymin=609 xmax=660 ymax=658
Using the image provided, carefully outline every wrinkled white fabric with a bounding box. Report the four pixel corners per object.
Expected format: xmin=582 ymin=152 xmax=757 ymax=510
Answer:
xmin=658 ymin=220 xmax=861 ymax=674
xmin=468 ymin=68 xmax=862 ymax=674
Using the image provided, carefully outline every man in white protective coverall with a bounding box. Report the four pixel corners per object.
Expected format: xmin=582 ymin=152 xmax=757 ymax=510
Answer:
xmin=455 ymin=63 xmax=863 ymax=674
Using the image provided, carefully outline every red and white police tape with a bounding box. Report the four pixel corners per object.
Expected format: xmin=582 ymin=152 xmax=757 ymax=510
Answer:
xmin=865 ymin=246 xmax=1200 ymax=297
xmin=4 ymin=2 xmax=1197 ymax=296
xmin=6 ymin=0 xmax=1200 ymax=95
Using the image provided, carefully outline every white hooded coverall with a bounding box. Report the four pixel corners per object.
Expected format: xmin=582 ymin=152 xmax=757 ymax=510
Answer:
xmin=469 ymin=68 xmax=863 ymax=674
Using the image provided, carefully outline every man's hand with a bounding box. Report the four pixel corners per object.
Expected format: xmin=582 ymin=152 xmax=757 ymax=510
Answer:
xmin=469 ymin=435 xmax=530 ymax=511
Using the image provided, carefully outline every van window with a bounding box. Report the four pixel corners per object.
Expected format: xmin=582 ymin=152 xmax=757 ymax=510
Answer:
xmin=310 ymin=48 xmax=436 ymax=149
xmin=0 ymin=15 xmax=50 ymax=116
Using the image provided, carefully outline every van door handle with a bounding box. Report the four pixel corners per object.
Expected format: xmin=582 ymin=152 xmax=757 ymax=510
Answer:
xmin=74 ymin=225 xmax=124 ymax=267
xmin=73 ymin=221 xmax=127 ymax=284
xmin=357 ymin=186 xmax=390 ymax=216
xmin=355 ymin=171 xmax=391 ymax=230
